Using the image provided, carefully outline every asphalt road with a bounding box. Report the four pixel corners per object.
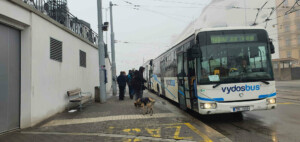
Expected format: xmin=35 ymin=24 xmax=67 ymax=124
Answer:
xmin=195 ymin=81 xmax=300 ymax=142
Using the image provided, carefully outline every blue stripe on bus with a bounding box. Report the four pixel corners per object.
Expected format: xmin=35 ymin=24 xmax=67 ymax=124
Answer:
xmin=197 ymin=97 xmax=225 ymax=102
xmin=178 ymin=90 xmax=185 ymax=96
xmin=197 ymin=92 xmax=277 ymax=102
xmin=258 ymin=92 xmax=277 ymax=99
xmin=152 ymin=74 xmax=176 ymax=98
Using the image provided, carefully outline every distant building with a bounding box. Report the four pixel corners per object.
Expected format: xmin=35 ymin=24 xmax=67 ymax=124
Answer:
xmin=276 ymin=0 xmax=300 ymax=65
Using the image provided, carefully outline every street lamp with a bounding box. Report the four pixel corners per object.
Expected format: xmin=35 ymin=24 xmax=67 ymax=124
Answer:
xmin=97 ymin=0 xmax=106 ymax=103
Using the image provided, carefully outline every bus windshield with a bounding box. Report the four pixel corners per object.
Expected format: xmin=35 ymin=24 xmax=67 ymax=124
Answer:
xmin=197 ymin=43 xmax=274 ymax=84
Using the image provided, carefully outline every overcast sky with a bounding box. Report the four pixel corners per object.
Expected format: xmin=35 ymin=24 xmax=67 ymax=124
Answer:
xmin=68 ymin=0 xmax=211 ymax=73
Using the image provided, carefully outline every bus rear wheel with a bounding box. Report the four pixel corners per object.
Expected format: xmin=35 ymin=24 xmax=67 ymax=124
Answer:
xmin=157 ymin=84 xmax=160 ymax=96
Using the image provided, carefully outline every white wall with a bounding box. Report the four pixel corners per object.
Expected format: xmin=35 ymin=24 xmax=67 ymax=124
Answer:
xmin=30 ymin=13 xmax=100 ymax=125
xmin=0 ymin=0 xmax=112 ymax=128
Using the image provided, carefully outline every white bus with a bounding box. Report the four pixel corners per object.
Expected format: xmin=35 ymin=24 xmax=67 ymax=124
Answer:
xmin=144 ymin=27 xmax=276 ymax=115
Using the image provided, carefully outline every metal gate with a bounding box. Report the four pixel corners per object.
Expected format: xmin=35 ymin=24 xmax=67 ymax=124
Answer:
xmin=0 ymin=23 xmax=20 ymax=133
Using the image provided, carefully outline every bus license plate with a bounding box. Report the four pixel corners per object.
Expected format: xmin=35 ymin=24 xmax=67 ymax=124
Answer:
xmin=233 ymin=106 xmax=250 ymax=112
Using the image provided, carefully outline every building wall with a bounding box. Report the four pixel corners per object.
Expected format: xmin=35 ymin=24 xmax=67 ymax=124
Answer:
xmin=30 ymin=13 xmax=100 ymax=125
xmin=277 ymin=0 xmax=300 ymax=64
xmin=0 ymin=0 xmax=111 ymax=128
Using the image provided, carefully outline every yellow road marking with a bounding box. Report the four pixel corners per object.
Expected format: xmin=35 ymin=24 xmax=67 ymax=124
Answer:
xmin=109 ymin=123 xmax=214 ymax=141
xmin=123 ymin=128 xmax=141 ymax=135
xmin=108 ymin=126 xmax=114 ymax=133
xmin=161 ymin=123 xmax=214 ymax=142
xmin=123 ymin=139 xmax=132 ymax=142
xmin=123 ymin=138 xmax=142 ymax=142
xmin=277 ymin=102 xmax=294 ymax=105
xmin=277 ymin=102 xmax=300 ymax=106
xmin=162 ymin=123 xmax=185 ymax=126
xmin=145 ymin=128 xmax=161 ymax=138
xmin=134 ymin=138 xmax=142 ymax=142
xmin=184 ymin=123 xmax=213 ymax=142
xmin=166 ymin=126 xmax=193 ymax=140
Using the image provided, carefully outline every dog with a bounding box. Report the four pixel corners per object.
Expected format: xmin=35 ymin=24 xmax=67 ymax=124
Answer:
xmin=134 ymin=97 xmax=155 ymax=116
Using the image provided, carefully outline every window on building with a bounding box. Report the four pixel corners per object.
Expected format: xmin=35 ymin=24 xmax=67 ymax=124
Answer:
xmin=297 ymin=10 xmax=300 ymax=16
xmin=285 ymin=25 xmax=290 ymax=32
xmin=286 ymin=38 xmax=291 ymax=46
xmin=50 ymin=37 xmax=63 ymax=62
xmin=287 ymin=51 xmax=292 ymax=58
xmin=80 ymin=50 xmax=86 ymax=67
xmin=273 ymin=63 xmax=278 ymax=69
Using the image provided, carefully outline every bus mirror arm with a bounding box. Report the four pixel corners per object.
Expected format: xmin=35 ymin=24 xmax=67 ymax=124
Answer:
xmin=269 ymin=40 xmax=275 ymax=54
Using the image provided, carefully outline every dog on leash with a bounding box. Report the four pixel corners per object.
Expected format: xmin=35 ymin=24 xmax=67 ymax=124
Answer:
xmin=134 ymin=97 xmax=155 ymax=116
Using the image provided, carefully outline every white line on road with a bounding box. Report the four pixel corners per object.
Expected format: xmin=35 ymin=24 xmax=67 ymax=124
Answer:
xmin=42 ymin=113 xmax=183 ymax=127
xmin=21 ymin=131 xmax=196 ymax=142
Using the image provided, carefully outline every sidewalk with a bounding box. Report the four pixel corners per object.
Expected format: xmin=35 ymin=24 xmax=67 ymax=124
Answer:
xmin=276 ymin=81 xmax=300 ymax=101
xmin=0 ymin=90 xmax=231 ymax=142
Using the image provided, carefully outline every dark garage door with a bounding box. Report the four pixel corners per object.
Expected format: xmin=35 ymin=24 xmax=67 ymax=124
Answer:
xmin=0 ymin=23 xmax=20 ymax=133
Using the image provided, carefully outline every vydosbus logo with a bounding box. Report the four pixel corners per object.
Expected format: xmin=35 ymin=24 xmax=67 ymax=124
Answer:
xmin=221 ymin=85 xmax=260 ymax=94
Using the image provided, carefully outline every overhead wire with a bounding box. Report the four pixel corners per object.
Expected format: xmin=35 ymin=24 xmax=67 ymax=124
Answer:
xmin=252 ymin=0 xmax=271 ymax=26
xmin=140 ymin=0 xmax=275 ymax=10
xmin=118 ymin=0 xmax=193 ymax=21
xmin=256 ymin=0 xmax=300 ymax=27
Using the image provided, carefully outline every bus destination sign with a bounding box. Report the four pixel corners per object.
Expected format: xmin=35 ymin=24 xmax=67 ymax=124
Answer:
xmin=211 ymin=34 xmax=258 ymax=44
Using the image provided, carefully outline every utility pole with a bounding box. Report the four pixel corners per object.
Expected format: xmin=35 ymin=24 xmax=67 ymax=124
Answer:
xmin=97 ymin=0 xmax=106 ymax=103
xmin=244 ymin=0 xmax=248 ymax=26
xmin=110 ymin=1 xmax=117 ymax=96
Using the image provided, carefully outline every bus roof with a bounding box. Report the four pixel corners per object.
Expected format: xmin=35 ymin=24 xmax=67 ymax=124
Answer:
xmin=195 ymin=26 xmax=266 ymax=34
xmin=152 ymin=26 xmax=266 ymax=62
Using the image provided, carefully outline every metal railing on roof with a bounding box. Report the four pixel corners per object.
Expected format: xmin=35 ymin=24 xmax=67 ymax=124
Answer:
xmin=23 ymin=0 xmax=98 ymax=45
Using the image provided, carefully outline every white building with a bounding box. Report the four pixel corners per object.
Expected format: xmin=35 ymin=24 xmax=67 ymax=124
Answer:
xmin=0 ymin=0 xmax=111 ymax=133
xmin=173 ymin=0 xmax=279 ymax=59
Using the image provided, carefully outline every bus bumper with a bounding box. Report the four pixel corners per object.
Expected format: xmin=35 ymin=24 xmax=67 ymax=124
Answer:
xmin=198 ymin=98 xmax=277 ymax=115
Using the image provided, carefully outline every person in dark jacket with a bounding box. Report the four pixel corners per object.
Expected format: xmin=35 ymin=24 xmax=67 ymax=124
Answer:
xmin=127 ymin=70 xmax=134 ymax=99
xmin=132 ymin=67 xmax=147 ymax=100
xmin=117 ymin=71 xmax=127 ymax=100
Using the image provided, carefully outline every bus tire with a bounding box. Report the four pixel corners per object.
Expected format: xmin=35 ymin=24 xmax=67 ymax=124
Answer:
xmin=157 ymin=84 xmax=160 ymax=96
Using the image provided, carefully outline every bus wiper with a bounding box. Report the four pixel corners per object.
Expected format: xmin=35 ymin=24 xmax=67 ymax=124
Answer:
xmin=212 ymin=78 xmax=234 ymax=88
xmin=261 ymin=80 xmax=270 ymax=85
xmin=213 ymin=83 xmax=221 ymax=88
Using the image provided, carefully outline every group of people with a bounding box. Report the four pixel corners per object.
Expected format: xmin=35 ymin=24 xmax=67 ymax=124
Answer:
xmin=117 ymin=66 xmax=146 ymax=101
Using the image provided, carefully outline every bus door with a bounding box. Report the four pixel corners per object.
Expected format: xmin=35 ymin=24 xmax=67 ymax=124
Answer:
xmin=188 ymin=57 xmax=198 ymax=112
xmin=177 ymin=52 xmax=190 ymax=109
xmin=160 ymin=60 xmax=166 ymax=96
xmin=188 ymin=47 xmax=201 ymax=111
xmin=183 ymin=52 xmax=192 ymax=109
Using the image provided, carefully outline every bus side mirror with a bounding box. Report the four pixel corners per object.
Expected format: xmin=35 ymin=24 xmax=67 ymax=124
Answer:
xmin=270 ymin=42 xmax=275 ymax=54
xmin=149 ymin=60 xmax=153 ymax=66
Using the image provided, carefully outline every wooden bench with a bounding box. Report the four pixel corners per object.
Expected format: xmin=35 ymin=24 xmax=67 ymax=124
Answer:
xmin=67 ymin=88 xmax=92 ymax=110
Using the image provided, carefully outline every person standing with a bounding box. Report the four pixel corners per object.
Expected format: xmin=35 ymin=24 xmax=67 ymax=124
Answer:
xmin=127 ymin=70 xmax=134 ymax=99
xmin=132 ymin=67 xmax=147 ymax=100
xmin=117 ymin=71 xmax=127 ymax=100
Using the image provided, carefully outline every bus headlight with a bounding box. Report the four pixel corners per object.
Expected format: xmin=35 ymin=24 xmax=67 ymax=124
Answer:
xmin=200 ymin=103 xmax=217 ymax=109
xmin=267 ymin=98 xmax=276 ymax=104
